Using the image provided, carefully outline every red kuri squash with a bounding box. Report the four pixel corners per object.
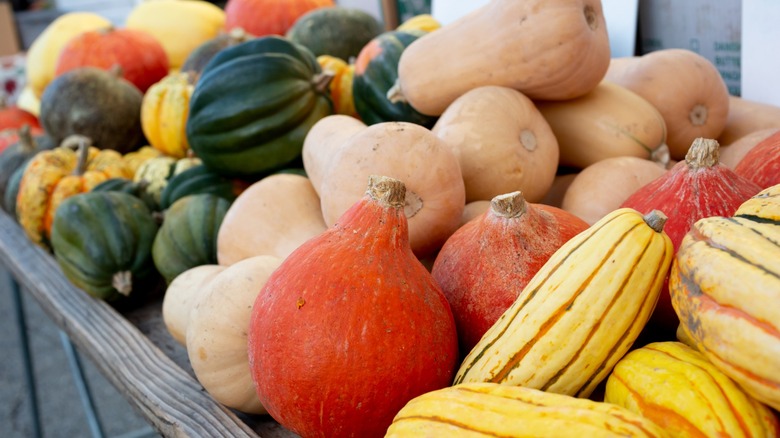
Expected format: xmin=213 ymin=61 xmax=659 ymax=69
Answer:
xmin=0 ymin=97 xmax=41 ymax=132
xmin=734 ymin=129 xmax=780 ymax=189
xmin=224 ymin=0 xmax=334 ymax=37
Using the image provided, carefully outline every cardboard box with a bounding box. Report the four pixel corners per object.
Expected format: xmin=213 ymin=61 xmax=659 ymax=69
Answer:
xmin=0 ymin=1 xmax=21 ymax=56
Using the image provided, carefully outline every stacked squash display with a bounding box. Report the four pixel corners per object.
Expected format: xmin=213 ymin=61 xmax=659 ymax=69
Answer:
xmin=2 ymin=0 xmax=779 ymax=436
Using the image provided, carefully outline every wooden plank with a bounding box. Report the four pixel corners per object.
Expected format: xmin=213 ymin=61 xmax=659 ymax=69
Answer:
xmin=0 ymin=210 xmax=263 ymax=437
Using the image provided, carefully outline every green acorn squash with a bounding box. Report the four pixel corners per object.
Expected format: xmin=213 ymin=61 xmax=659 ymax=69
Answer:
xmin=352 ymin=30 xmax=436 ymax=127
xmin=286 ymin=6 xmax=384 ymax=61
xmin=91 ymin=177 xmax=157 ymax=211
xmin=159 ymin=164 xmax=248 ymax=210
xmin=50 ymin=191 xmax=160 ymax=302
xmin=186 ymin=36 xmax=334 ymax=178
xmin=3 ymin=160 xmax=30 ymax=217
xmin=152 ymin=193 xmax=230 ymax=284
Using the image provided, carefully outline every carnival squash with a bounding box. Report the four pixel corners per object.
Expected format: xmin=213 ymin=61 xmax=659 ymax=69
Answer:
xmin=122 ymin=145 xmax=164 ymax=177
xmin=162 ymin=264 xmax=226 ymax=345
xmin=186 ymin=36 xmax=333 ymax=177
xmin=133 ymin=155 xmax=202 ymax=209
xmin=316 ymin=56 xmax=359 ymax=119
xmin=396 ymin=0 xmax=611 ymax=116
xmin=140 ymin=71 xmax=195 ymax=158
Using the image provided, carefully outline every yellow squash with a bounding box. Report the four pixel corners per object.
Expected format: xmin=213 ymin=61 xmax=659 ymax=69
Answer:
xmin=141 ymin=71 xmax=195 ymax=158
xmin=454 ymin=207 xmax=674 ymax=398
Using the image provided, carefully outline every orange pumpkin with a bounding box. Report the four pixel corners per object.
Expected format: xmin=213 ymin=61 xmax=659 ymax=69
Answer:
xmin=224 ymin=0 xmax=334 ymax=37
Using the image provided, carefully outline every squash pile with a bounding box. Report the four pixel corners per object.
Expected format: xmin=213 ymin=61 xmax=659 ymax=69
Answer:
xmin=3 ymin=0 xmax=780 ymax=436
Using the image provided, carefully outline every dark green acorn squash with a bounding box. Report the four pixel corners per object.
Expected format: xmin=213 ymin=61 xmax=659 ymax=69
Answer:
xmin=352 ymin=30 xmax=437 ymax=127
xmin=0 ymin=126 xmax=55 ymax=200
xmin=3 ymin=160 xmax=30 ymax=217
xmin=186 ymin=36 xmax=334 ymax=178
xmin=91 ymin=177 xmax=157 ymax=211
xmin=152 ymin=193 xmax=230 ymax=284
xmin=50 ymin=191 xmax=160 ymax=302
xmin=159 ymin=164 xmax=248 ymax=210
xmin=286 ymin=6 xmax=384 ymax=61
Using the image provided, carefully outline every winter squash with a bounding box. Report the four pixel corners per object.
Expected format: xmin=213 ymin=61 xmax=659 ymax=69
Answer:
xmin=54 ymin=26 xmax=169 ymax=93
xmin=152 ymin=194 xmax=230 ymax=284
xmin=39 ymin=67 xmax=145 ymax=153
xmin=396 ymin=0 xmax=611 ymax=116
xmin=719 ymin=128 xmax=777 ymax=169
xmin=216 ymin=173 xmax=327 ymax=265
xmin=286 ymin=7 xmax=383 ymax=60
xmin=671 ymin=185 xmax=780 ymax=410
xmin=353 ymin=29 xmax=436 ymax=127
xmin=90 ymin=177 xmax=156 ymax=212
xmin=187 ymin=255 xmax=282 ymax=414
xmin=140 ymin=71 xmax=195 ymax=158
xmin=0 ymin=126 xmax=55 ymax=204
xmin=180 ymin=27 xmax=254 ymax=78
xmin=718 ymin=95 xmax=780 ymax=146
xmin=454 ymin=208 xmax=673 ymax=398
xmin=734 ymin=129 xmax=780 ymax=189
xmin=396 ymin=14 xmax=441 ymax=33
xmin=122 ymin=145 xmax=164 ymax=177
xmin=432 ymin=191 xmax=589 ymax=353
xmin=186 ymin=36 xmax=333 ymax=177
xmin=561 ymin=156 xmax=667 ymax=225
xmin=125 ymin=0 xmax=226 ymax=71
xmin=50 ymin=191 xmax=160 ymax=301
xmin=0 ymin=97 xmax=41 ymax=132
xmin=224 ymin=0 xmax=334 ymax=37
xmin=316 ymin=56 xmax=359 ymax=119
xmin=162 ymin=264 xmax=226 ymax=345
xmin=620 ymin=138 xmax=761 ymax=332
xmin=540 ymin=173 xmax=578 ymax=208
xmin=535 ymin=80 xmax=669 ymax=169
xmin=133 ymin=155 xmax=202 ymax=210
xmin=316 ymin=121 xmax=466 ymax=258
xmin=248 ymin=175 xmax=458 ymax=438
xmin=24 ymin=12 xmax=112 ymax=98
xmin=3 ymin=161 xmax=29 ymax=217
xmin=605 ymin=49 xmax=730 ymax=160
xmin=16 ymin=136 xmax=131 ymax=248
xmin=159 ymin=164 xmax=248 ymax=210
xmin=432 ymin=86 xmax=559 ymax=203
xmin=301 ymin=114 xmax=366 ymax=192
xmin=387 ymin=383 xmax=668 ymax=437
xmin=605 ymin=341 xmax=780 ymax=437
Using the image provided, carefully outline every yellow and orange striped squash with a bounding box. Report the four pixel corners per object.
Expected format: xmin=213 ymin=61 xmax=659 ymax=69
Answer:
xmin=671 ymin=183 xmax=780 ymax=411
xmin=454 ymin=207 xmax=674 ymax=398
xmin=605 ymin=341 xmax=779 ymax=437
xmin=386 ymin=382 xmax=669 ymax=437
xmin=122 ymin=145 xmax=165 ymax=178
xmin=141 ymin=71 xmax=195 ymax=158
xmin=16 ymin=136 xmax=131 ymax=248
xmin=316 ymin=55 xmax=358 ymax=120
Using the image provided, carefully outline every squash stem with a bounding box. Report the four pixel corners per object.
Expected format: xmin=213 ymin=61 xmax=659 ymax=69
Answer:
xmin=62 ymin=135 xmax=92 ymax=176
xmin=367 ymin=175 xmax=405 ymax=209
xmin=685 ymin=138 xmax=719 ymax=169
xmin=112 ymin=271 xmax=133 ymax=296
xmin=386 ymin=80 xmax=406 ymax=104
xmin=491 ymin=191 xmax=527 ymax=219
xmin=17 ymin=124 xmax=36 ymax=153
xmin=312 ymin=71 xmax=335 ymax=94
xmin=643 ymin=210 xmax=668 ymax=233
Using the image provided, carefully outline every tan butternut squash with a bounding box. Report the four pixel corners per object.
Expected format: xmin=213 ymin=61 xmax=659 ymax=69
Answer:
xmin=535 ymin=80 xmax=669 ymax=169
xmin=161 ymin=264 xmax=226 ymax=345
xmin=432 ymin=86 xmax=559 ymax=203
xmin=395 ymin=0 xmax=611 ymax=116
xmin=605 ymin=49 xmax=730 ymax=160
xmin=302 ymin=114 xmax=366 ymax=194
xmin=718 ymin=95 xmax=780 ymax=146
xmin=460 ymin=200 xmax=490 ymax=227
xmin=719 ymin=127 xmax=779 ymax=169
xmin=540 ymin=173 xmax=578 ymax=208
xmin=317 ymin=121 xmax=465 ymax=258
xmin=216 ymin=173 xmax=327 ymax=266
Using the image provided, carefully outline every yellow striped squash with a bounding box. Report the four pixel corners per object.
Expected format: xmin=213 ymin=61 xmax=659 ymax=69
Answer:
xmin=605 ymin=341 xmax=779 ymax=437
xmin=454 ymin=208 xmax=674 ymax=397
xmin=140 ymin=71 xmax=194 ymax=159
xmin=385 ymin=382 xmax=669 ymax=437
xmin=671 ymin=185 xmax=780 ymax=411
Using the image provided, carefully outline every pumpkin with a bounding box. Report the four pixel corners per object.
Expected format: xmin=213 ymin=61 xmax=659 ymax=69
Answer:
xmin=186 ymin=36 xmax=333 ymax=177
xmin=301 ymin=114 xmax=366 ymax=192
xmin=718 ymin=95 xmax=780 ymax=146
xmin=17 ymin=136 xmax=131 ymax=248
xmin=432 ymin=85 xmax=559 ymax=203
xmin=54 ymin=26 xmax=169 ymax=93
xmin=152 ymin=194 xmax=229 ymax=284
xmin=24 ymin=12 xmax=112 ymax=98
xmin=140 ymin=71 xmax=195 ymax=158
xmin=620 ymin=138 xmax=761 ymax=332
xmin=39 ymin=66 xmax=145 ymax=153
xmin=247 ymin=175 xmax=458 ymax=438
xmin=671 ymin=184 xmax=780 ymax=410
xmin=316 ymin=55 xmax=359 ymax=119
xmin=125 ymin=0 xmax=226 ymax=71
xmin=719 ymin=127 xmax=778 ymax=169
xmin=162 ymin=264 xmax=226 ymax=345
xmin=159 ymin=164 xmax=248 ymax=210
xmin=286 ymin=6 xmax=383 ymax=60
xmin=535 ymin=80 xmax=669 ymax=169
xmin=180 ymin=27 xmax=254 ymax=78
xmin=186 ymin=255 xmax=282 ymax=414
xmin=50 ymin=191 xmax=160 ymax=302
xmin=561 ymin=156 xmax=667 ymax=225
xmin=432 ymin=191 xmax=589 ymax=353
xmin=387 ymin=383 xmax=668 ymax=437
xmin=605 ymin=341 xmax=780 ymax=437
xmin=352 ymin=29 xmax=436 ymax=127
xmin=396 ymin=0 xmax=611 ymax=116
xmin=133 ymin=155 xmax=202 ymax=210
xmin=454 ymin=208 xmax=673 ymax=398
xmin=734 ymin=129 xmax=780 ymax=189
xmin=0 ymin=96 xmax=41 ymax=132
xmin=396 ymin=14 xmax=441 ymax=33
xmin=605 ymin=49 xmax=730 ymax=160
xmin=315 ymin=121 xmax=466 ymax=258
xmin=224 ymin=0 xmax=334 ymax=37
xmin=216 ymin=173 xmax=327 ymax=265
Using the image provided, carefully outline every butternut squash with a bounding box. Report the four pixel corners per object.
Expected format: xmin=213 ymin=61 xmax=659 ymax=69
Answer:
xmin=535 ymin=80 xmax=669 ymax=169
xmin=718 ymin=95 xmax=780 ymax=146
xmin=395 ymin=0 xmax=611 ymax=116
xmin=161 ymin=264 xmax=226 ymax=345
xmin=302 ymin=114 xmax=366 ymax=194
xmin=432 ymin=86 xmax=559 ymax=203
xmin=605 ymin=49 xmax=730 ymax=160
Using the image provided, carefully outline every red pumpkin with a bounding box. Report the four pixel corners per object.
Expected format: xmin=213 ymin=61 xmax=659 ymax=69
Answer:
xmin=224 ymin=0 xmax=334 ymax=37
xmin=248 ymin=175 xmax=458 ymax=438
xmin=431 ymin=191 xmax=589 ymax=354
xmin=620 ymin=137 xmax=761 ymax=333
xmin=0 ymin=125 xmax=44 ymax=155
xmin=54 ymin=26 xmax=169 ymax=93
xmin=0 ymin=97 xmax=41 ymax=132
xmin=734 ymin=129 xmax=780 ymax=189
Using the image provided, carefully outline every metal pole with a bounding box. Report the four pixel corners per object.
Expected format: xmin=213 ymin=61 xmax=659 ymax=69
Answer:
xmin=10 ymin=278 xmax=42 ymax=438
xmin=59 ymin=331 xmax=106 ymax=438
